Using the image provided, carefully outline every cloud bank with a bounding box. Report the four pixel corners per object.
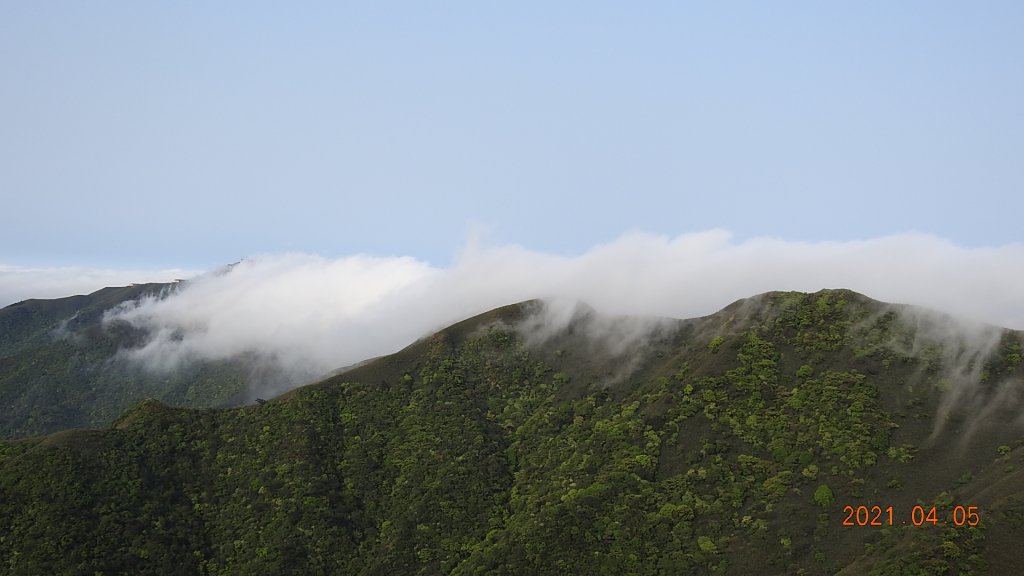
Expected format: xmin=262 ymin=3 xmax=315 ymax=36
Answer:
xmin=82 ymin=231 xmax=1023 ymax=386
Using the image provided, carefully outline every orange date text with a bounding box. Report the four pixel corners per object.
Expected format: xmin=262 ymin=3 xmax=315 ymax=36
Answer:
xmin=841 ymin=505 xmax=979 ymax=527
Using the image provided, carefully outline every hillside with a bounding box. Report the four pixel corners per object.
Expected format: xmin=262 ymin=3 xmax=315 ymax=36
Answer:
xmin=1 ymin=289 xmax=1023 ymax=574
xmin=0 ymin=283 xmax=281 ymax=438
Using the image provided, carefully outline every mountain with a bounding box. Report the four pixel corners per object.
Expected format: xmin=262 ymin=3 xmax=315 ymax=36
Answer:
xmin=1 ymin=289 xmax=1023 ymax=574
xmin=0 ymin=283 xmax=291 ymax=438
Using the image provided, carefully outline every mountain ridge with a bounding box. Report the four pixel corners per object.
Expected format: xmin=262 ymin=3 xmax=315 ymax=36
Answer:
xmin=2 ymin=287 xmax=1023 ymax=574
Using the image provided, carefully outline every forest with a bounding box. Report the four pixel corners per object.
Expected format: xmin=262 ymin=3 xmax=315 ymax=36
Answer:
xmin=1 ymin=289 xmax=1023 ymax=574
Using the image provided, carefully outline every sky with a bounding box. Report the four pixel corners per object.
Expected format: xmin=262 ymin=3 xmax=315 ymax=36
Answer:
xmin=2 ymin=2 xmax=1023 ymax=333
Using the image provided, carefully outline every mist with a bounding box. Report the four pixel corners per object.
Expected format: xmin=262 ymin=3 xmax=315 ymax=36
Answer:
xmin=883 ymin=303 xmax=1010 ymax=445
xmin=82 ymin=230 xmax=1021 ymax=397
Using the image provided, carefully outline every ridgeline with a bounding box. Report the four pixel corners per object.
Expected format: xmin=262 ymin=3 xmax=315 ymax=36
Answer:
xmin=1 ymin=289 xmax=1023 ymax=574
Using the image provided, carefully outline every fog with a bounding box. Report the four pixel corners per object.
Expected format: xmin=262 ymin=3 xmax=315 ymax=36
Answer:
xmin=82 ymin=231 xmax=1020 ymax=392
xmin=884 ymin=304 xmax=1010 ymax=444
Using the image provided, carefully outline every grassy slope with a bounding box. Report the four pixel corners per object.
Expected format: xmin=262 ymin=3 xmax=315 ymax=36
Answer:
xmin=0 ymin=290 xmax=1022 ymax=575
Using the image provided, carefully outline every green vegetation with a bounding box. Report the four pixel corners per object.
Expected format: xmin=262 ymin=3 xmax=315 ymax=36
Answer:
xmin=0 ymin=284 xmax=256 ymax=438
xmin=814 ymin=483 xmax=834 ymax=509
xmin=1 ymin=289 xmax=1023 ymax=574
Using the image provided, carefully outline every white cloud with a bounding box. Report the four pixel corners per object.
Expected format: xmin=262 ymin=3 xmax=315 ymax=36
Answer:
xmin=105 ymin=254 xmax=437 ymax=377
xmin=6 ymin=230 xmax=1023 ymax=397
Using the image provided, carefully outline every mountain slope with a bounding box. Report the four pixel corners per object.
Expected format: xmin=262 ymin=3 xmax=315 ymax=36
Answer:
xmin=1 ymin=289 xmax=1022 ymax=575
xmin=0 ymin=283 xmax=272 ymax=438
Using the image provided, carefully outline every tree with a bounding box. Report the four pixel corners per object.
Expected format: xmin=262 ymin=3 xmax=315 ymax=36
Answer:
xmin=813 ymin=484 xmax=834 ymax=509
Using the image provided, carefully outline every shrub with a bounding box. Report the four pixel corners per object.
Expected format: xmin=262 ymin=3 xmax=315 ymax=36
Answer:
xmin=697 ymin=535 xmax=717 ymax=553
xmin=813 ymin=484 xmax=834 ymax=509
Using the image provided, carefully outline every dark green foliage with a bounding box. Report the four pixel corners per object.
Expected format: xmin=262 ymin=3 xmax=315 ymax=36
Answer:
xmin=814 ymin=483 xmax=834 ymax=508
xmin=1 ymin=290 xmax=1023 ymax=574
xmin=0 ymin=285 xmax=254 ymax=438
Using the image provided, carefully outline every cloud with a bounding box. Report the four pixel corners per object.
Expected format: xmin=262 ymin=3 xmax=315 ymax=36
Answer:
xmin=6 ymin=230 xmax=1022 ymax=400
xmin=85 ymin=230 xmax=1022 ymax=389
xmin=105 ymin=254 xmax=437 ymax=378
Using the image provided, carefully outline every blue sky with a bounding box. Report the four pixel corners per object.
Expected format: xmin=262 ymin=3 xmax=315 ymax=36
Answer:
xmin=3 ymin=1 xmax=1022 ymax=271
